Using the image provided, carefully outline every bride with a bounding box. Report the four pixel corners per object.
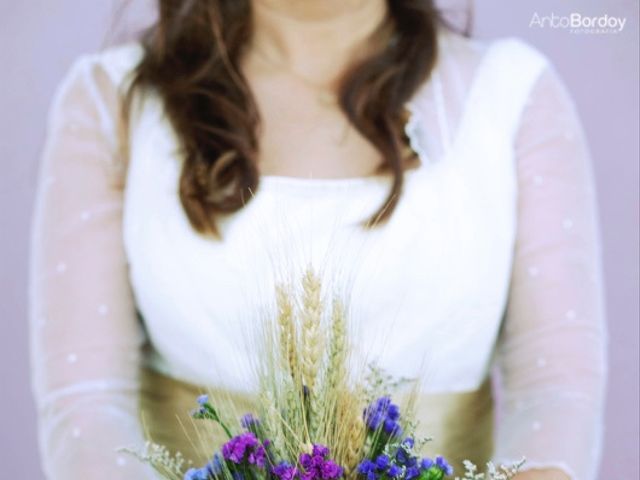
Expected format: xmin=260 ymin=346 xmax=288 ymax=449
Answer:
xmin=29 ymin=1 xmax=607 ymax=479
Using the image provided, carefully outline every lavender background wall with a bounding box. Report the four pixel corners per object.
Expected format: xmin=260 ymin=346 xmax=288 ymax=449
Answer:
xmin=0 ymin=0 xmax=637 ymax=478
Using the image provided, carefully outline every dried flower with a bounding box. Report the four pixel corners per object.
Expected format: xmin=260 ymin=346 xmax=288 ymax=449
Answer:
xmin=299 ymin=444 xmax=344 ymax=480
xmin=183 ymin=454 xmax=222 ymax=480
xmin=273 ymin=462 xmax=300 ymax=480
xmin=364 ymin=397 xmax=403 ymax=438
xmin=241 ymin=413 xmax=260 ymax=429
xmin=221 ymin=432 xmax=267 ymax=468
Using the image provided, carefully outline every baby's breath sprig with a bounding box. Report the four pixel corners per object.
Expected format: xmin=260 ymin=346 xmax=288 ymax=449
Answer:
xmin=453 ymin=458 xmax=526 ymax=480
xmin=117 ymin=441 xmax=190 ymax=479
xmin=364 ymin=364 xmax=415 ymax=406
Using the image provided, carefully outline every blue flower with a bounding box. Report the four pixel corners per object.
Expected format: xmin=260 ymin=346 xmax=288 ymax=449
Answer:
xmin=366 ymin=412 xmax=384 ymax=430
xmin=375 ymin=455 xmax=389 ymax=470
xmin=383 ymin=418 xmax=402 ymax=437
xmin=185 ymin=452 xmax=224 ymax=480
xmin=420 ymin=458 xmax=434 ymax=470
xmin=387 ymin=404 xmax=400 ymax=421
xmin=358 ymin=460 xmax=376 ymax=475
xmin=364 ymin=397 xmax=395 ymax=431
xmin=396 ymin=448 xmax=409 ymax=465
xmin=387 ymin=465 xmax=402 ymax=478
xmin=363 ymin=397 xmax=404 ymax=439
xmin=402 ymin=438 xmax=415 ymax=449
xmin=210 ymin=453 xmax=223 ymax=475
xmin=184 ymin=467 xmax=211 ymax=480
xmin=406 ymin=467 xmax=420 ymax=480
xmin=395 ymin=448 xmax=416 ymax=467
xmin=396 ymin=448 xmax=411 ymax=465
xmin=197 ymin=394 xmax=209 ymax=406
xmin=358 ymin=459 xmax=379 ymax=480
xmin=435 ymin=456 xmax=453 ymax=476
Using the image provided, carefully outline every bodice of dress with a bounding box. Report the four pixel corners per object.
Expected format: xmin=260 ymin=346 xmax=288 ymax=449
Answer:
xmin=29 ymin=26 xmax=608 ymax=480
xmin=122 ymin=32 xmax=540 ymax=395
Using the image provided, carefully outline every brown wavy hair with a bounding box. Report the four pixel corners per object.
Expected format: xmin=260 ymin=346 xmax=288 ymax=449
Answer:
xmin=126 ymin=0 xmax=447 ymax=237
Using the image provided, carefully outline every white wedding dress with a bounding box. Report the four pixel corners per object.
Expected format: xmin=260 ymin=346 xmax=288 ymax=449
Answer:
xmin=29 ymin=27 xmax=608 ymax=480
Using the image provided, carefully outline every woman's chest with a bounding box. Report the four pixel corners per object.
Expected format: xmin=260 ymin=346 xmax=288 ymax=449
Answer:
xmin=249 ymin=75 xmax=383 ymax=179
xmin=122 ymin=100 xmax=518 ymax=392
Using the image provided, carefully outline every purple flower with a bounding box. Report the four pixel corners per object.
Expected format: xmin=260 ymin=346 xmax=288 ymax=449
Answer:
xmin=321 ymin=461 xmax=342 ymax=479
xmin=273 ymin=462 xmax=299 ymax=480
xmin=241 ymin=413 xmax=260 ymax=429
xmin=300 ymin=453 xmax=313 ymax=470
xmin=313 ymin=445 xmax=330 ymax=457
xmin=299 ymin=445 xmax=343 ymax=480
xmin=221 ymin=432 xmax=266 ymax=468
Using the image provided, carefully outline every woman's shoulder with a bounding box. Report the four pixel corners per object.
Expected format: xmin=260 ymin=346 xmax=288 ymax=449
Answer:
xmin=48 ymin=42 xmax=145 ymax=135
xmin=418 ymin=29 xmax=560 ymax=141
xmin=45 ymin=43 xmax=147 ymax=178
xmin=63 ymin=41 xmax=145 ymax=91
xmin=437 ymin=28 xmax=552 ymax=80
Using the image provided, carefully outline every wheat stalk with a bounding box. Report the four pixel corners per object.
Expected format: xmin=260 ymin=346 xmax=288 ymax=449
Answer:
xmin=276 ymin=284 xmax=298 ymax=380
xmin=343 ymin=414 xmax=366 ymax=480
xmin=300 ymin=267 xmax=323 ymax=390
xmin=299 ymin=267 xmax=324 ymax=440
xmin=309 ymin=298 xmax=349 ymax=444
xmin=260 ymin=267 xmax=369 ymax=463
xmin=331 ymin=388 xmax=366 ymax=479
xmin=326 ymin=298 xmax=348 ymax=394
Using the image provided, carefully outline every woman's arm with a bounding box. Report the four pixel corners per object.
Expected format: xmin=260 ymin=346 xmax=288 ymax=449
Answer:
xmin=492 ymin=63 xmax=608 ymax=480
xmin=29 ymin=54 xmax=158 ymax=478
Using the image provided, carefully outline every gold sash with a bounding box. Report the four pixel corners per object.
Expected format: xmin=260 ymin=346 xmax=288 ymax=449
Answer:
xmin=138 ymin=366 xmax=494 ymax=474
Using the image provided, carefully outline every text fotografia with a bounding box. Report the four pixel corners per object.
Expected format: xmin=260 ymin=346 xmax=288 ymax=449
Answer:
xmin=529 ymin=12 xmax=627 ymax=34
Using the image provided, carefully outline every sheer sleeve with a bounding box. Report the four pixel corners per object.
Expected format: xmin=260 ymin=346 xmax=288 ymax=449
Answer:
xmin=28 ymin=54 xmax=158 ymax=478
xmin=491 ymin=64 xmax=609 ymax=480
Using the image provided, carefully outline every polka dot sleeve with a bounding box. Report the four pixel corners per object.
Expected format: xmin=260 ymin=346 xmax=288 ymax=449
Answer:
xmin=28 ymin=55 xmax=159 ymax=478
xmin=491 ymin=64 xmax=608 ymax=480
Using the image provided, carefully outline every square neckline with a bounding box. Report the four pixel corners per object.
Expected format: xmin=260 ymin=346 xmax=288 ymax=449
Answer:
xmin=258 ymin=31 xmax=500 ymax=191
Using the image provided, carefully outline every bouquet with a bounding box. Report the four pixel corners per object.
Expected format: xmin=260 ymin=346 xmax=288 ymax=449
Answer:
xmin=122 ymin=268 xmax=525 ymax=480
